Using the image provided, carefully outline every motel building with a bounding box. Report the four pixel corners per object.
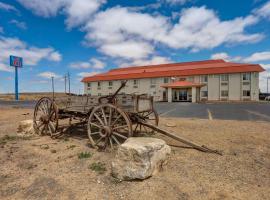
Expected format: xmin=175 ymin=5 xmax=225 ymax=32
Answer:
xmin=81 ymin=59 xmax=265 ymax=103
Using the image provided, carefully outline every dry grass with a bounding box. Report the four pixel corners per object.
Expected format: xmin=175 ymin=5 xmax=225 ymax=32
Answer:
xmin=0 ymin=107 xmax=269 ymax=200
xmin=0 ymin=93 xmax=68 ymax=101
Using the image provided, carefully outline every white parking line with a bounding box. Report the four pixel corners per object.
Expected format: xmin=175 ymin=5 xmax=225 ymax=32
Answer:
xmin=160 ymin=108 xmax=177 ymax=116
xmin=207 ymin=109 xmax=213 ymax=120
xmin=246 ymin=110 xmax=270 ymax=120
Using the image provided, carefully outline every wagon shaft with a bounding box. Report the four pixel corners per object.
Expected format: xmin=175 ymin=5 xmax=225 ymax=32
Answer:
xmin=139 ymin=121 xmax=222 ymax=155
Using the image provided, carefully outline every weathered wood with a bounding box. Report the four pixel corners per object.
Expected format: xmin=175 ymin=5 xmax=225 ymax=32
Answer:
xmin=139 ymin=121 xmax=222 ymax=155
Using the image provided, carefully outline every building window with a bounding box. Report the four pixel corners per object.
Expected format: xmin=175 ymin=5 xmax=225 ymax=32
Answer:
xmin=133 ymin=79 xmax=138 ymax=85
xmin=150 ymin=78 xmax=156 ymax=85
xmin=221 ymin=74 xmax=228 ymax=82
xmin=242 ymin=73 xmax=250 ymax=81
xmin=187 ymin=77 xmax=194 ymax=82
xmin=87 ymin=83 xmax=91 ymax=87
xmin=179 ymin=77 xmax=186 ymax=81
xmin=97 ymin=82 xmax=101 ymax=90
xmin=201 ymin=75 xmax=208 ymax=83
xmin=243 ymin=90 xmax=250 ymax=97
xmin=221 ymin=90 xmax=228 ymax=97
xmin=221 ymin=82 xmax=228 ymax=86
xmin=164 ymin=77 xmax=169 ymax=83
xmin=108 ymin=81 xmax=113 ymax=86
xmin=98 ymin=93 xmax=101 ymax=96
xmin=201 ymin=91 xmax=208 ymax=97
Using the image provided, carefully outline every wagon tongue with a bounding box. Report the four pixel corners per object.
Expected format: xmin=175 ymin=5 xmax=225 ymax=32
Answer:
xmin=139 ymin=121 xmax=222 ymax=156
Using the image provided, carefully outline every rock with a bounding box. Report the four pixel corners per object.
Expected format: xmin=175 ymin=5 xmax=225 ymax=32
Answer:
xmin=111 ymin=137 xmax=171 ymax=180
xmin=17 ymin=120 xmax=34 ymax=135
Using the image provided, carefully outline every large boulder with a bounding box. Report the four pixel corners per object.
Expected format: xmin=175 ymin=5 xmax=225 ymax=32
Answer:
xmin=17 ymin=119 xmax=35 ymax=136
xmin=111 ymin=137 xmax=171 ymax=180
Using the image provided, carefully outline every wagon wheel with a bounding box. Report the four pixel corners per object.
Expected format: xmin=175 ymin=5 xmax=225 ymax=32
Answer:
xmin=134 ymin=109 xmax=159 ymax=135
xmin=33 ymin=97 xmax=58 ymax=137
xmin=87 ymin=104 xmax=132 ymax=150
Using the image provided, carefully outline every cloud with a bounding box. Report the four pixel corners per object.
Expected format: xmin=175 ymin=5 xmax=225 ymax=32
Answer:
xmin=211 ymin=52 xmax=242 ymax=62
xmin=9 ymin=20 xmax=27 ymax=30
xmin=99 ymin=41 xmax=154 ymax=59
xmin=17 ymin=0 xmax=106 ymax=28
xmin=0 ymin=37 xmax=62 ymax=72
xmin=17 ymin=0 xmax=64 ymax=17
xmin=243 ymin=51 xmax=270 ymax=62
xmin=84 ymin=6 xmax=263 ymax=60
xmin=211 ymin=52 xmax=230 ymax=60
xmin=38 ymin=71 xmax=61 ymax=79
xmin=0 ymin=2 xmax=18 ymax=12
xmin=77 ymin=71 xmax=100 ymax=78
xmin=64 ymin=0 xmax=106 ymax=29
xmin=0 ymin=26 xmax=3 ymax=33
xmin=70 ymin=58 xmax=105 ymax=69
xmin=119 ymin=56 xmax=172 ymax=68
xmin=164 ymin=0 xmax=191 ymax=5
xmin=48 ymin=51 xmax=62 ymax=62
xmin=254 ymin=1 xmax=270 ymax=20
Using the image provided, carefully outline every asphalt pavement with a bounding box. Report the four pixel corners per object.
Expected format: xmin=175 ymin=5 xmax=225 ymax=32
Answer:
xmin=1 ymin=100 xmax=270 ymax=121
xmin=154 ymin=102 xmax=270 ymax=122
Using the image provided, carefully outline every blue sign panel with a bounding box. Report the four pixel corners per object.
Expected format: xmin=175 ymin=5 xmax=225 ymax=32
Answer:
xmin=10 ymin=55 xmax=23 ymax=68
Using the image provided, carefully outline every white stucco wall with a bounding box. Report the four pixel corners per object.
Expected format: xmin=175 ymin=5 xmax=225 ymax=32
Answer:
xmin=84 ymin=72 xmax=260 ymax=102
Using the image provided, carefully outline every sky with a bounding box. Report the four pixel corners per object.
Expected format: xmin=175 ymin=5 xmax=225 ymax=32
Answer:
xmin=0 ymin=0 xmax=270 ymax=94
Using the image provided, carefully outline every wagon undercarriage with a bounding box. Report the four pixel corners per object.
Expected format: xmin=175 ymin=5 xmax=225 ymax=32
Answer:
xmin=33 ymin=81 xmax=221 ymax=155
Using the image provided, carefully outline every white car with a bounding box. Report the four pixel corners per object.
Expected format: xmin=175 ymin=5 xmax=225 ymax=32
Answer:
xmin=265 ymin=96 xmax=270 ymax=101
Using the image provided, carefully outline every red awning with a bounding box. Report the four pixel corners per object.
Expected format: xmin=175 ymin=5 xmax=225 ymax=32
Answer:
xmin=161 ymin=81 xmax=205 ymax=88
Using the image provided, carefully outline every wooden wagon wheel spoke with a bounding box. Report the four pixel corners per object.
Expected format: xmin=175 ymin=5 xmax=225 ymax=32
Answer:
xmin=90 ymin=131 xmax=101 ymax=136
xmin=112 ymin=125 xmax=129 ymax=130
xmin=89 ymin=122 xmax=102 ymax=129
xmin=134 ymin=109 xmax=159 ymax=135
xmin=94 ymin=136 xmax=104 ymax=146
xmin=109 ymin=137 xmax=113 ymax=148
xmin=111 ymin=114 xmax=122 ymax=127
xmin=87 ymin=104 xmax=132 ymax=149
xmin=108 ymin=107 xmax=112 ymax=125
xmin=113 ymin=131 xmax=128 ymax=140
xmin=100 ymin=107 xmax=108 ymax=125
xmin=33 ymin=97 xmax=58 ymax=136
xmin=93 ymin=113 xmax=105 ymax=126
xmin=111 ymin=135 xmax=120 ymax=145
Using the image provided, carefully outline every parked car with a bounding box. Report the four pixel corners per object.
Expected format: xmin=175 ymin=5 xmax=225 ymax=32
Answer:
xmin=265 ymin=96 xmax=270 ymax=101
xmin=259 ymin=93 xmax=270 ymax=100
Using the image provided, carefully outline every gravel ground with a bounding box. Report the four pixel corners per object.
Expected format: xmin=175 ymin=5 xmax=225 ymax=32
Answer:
xmin=0 ymin=107 xmax=269 ymax=200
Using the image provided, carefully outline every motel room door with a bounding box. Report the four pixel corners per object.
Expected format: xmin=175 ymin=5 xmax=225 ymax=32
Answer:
xmin=173 ymin=89 xmax=188 ymax=101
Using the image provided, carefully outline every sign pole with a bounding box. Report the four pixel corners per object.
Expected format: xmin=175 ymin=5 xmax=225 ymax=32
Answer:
xmin=15 ymin=66 xmax=19 ymax=100
xmin=10 ymin=55 xmax=22 ymax=101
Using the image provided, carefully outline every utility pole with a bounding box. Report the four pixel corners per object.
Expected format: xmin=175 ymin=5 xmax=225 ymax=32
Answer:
xmin=64 ymin=74 xmax=67 ymax=94
xmin=51 ymin=76 xmax=55 ymax=100
xmin=68 ymin=72 xmax=71 ymax=95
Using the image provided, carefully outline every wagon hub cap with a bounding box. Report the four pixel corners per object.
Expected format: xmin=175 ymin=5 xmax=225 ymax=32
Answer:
xmin=101 ymin=126 xmax=112 ymax=137
xmin=40 ymin=115 xmax=49 ymax=124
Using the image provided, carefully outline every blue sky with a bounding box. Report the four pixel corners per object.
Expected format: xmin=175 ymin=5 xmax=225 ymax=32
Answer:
xmin=0 ymin=0 xmax=270 ymax=94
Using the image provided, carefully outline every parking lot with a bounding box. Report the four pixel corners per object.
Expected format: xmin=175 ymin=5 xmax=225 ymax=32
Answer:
xmin=155 ymin=102 xmax=270 ymax=121
xmin=1 ymin=100 xmax=270 ymax=122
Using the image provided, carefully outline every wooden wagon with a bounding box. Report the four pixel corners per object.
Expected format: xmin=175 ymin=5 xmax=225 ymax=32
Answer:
xmin=33 ymin=81 xmax=221 ymax=154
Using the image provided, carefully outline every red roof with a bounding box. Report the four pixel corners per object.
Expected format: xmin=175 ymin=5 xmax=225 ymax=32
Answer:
xmin=81 ymin=59 xmax=265 ymax=82
xmin=161 ymin=81 xmax=205 ymax=88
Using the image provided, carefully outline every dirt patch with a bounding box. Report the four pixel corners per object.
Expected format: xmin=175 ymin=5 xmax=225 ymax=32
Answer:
xmin=0 ymin=107 xmax=269 ymax=199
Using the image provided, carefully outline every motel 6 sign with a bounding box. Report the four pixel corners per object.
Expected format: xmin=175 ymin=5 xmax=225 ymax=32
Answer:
xmin=10 ymin=55 xmax=23 ymax=100
xmin=10 ymin=55 xmax=23 ymax=68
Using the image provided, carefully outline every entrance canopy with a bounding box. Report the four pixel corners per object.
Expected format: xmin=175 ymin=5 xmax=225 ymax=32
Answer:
xmin=161 ymin=81 xmax=205 ymax=88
